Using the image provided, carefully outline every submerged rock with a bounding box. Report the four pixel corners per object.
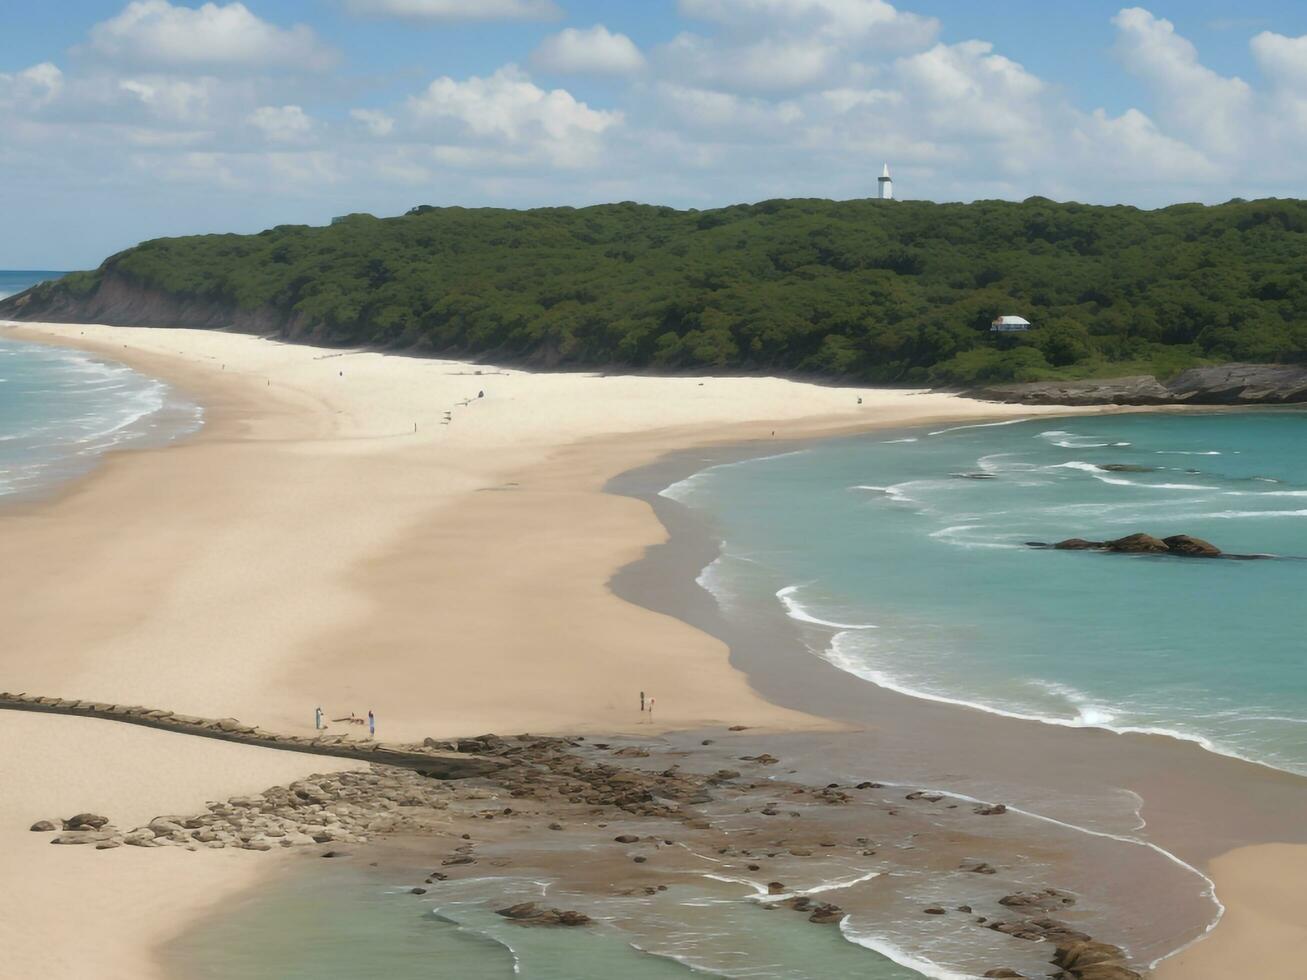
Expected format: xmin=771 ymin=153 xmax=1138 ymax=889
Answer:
xmin=495 ymin=902 xmax=591 ymax=927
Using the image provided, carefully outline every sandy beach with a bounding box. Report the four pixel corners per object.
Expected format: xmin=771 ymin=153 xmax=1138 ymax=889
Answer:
xmin=2 ymin=319 xmax=1305 ymax=977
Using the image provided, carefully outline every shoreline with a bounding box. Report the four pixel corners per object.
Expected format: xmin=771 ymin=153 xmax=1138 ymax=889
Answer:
xmin=2 ymin=321 xmax=1304 ymax=976
xmin=607 ymin=422 xmax=1307 ymax=973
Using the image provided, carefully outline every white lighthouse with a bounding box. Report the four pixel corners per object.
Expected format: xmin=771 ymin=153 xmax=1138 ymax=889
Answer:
xmin=878 ymin=163 xmax=893 ymax=200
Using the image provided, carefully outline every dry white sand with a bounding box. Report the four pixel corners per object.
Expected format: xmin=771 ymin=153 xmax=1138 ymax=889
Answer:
xmin=1154 ymin=844 xmax=1307 ymax=979
xmin=0 ymin=712 xmax=360 ymax=980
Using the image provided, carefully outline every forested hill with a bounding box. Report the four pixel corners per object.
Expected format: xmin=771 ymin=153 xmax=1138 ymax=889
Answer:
xmin=6 ymin=197 xmax=1307 ymax=385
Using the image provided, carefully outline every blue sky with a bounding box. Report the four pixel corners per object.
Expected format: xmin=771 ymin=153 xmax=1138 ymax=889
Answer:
xmin=3 ymin=0 xmax=1307 ymax=267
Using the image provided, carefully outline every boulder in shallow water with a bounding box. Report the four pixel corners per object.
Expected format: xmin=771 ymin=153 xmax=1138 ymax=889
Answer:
xmin=1052 ymin=538 xmax=1103 ymax=550
xmin=494 ymin=902 xmax=591 ymax=926
xmin=1163 ymin=534 xmax=1221 ymax=558
xmin=1103 ymin=533 xmax=1169 ymax=554
xmin=1098 ymin=464 xmax=1154 ymax=473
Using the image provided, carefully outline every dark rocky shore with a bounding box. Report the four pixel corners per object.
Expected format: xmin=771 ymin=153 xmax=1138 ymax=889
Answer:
xmin=975 ymin=363 xmax=1307 ymax=406
xmin=15 ymin=698 xmax=1143 ymax=980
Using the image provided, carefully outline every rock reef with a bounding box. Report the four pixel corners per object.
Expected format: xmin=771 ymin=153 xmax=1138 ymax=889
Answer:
xmin=1026 ymin=533 xmax=1262 ymax=559
xmin=975 ymin=363 xmax=1307 ymax=406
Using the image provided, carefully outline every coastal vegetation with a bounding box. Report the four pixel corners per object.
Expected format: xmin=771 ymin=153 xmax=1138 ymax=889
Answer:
xmin=14 ymin=197 xmax=1307 ymax=384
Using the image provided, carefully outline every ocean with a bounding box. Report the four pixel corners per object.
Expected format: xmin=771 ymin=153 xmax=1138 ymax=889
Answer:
xmin=0 ymin=270 xmax=202 ymax=501
xmin=663 ymin=411 xmax=1307 ymax=778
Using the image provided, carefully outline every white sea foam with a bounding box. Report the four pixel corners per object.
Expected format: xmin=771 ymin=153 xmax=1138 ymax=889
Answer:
xmin=704 ymin=868 xmax=882 ymax=904
xmin=927 ymin=524 xmax=1024 ymax=551
xmin=659 ymin=449 xmax=808 ymax=503
xmin=1049 ymin=461 xmax=1218 ymax=490
xmin=839 ymin=926 xmax=980 ymax=980
xmin=1156 ymin=450 xmax=1222 ymax=456
xmin=850 ymin=481 xmax=930 ymax=505
xmin=818 ymin=631 xmax=1289 ymax=777
xmin=1224 ymin=489 xmax=1307 ymax=497
xmin=928 ymin=418 xmax=1030 ymax=436
xmin=1037 ymin=429 xmax=1130 ymax=449
xmin=882 ymin=437 xmax=919 ymax=444
xmin=776 ymin=585 xmax=877 ymax=629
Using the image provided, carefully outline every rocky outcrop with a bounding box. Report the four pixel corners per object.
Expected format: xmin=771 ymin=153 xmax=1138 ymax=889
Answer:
xmin=1161 ymin=534 xmax=1222 ymax=558
xmin=1167 ymin=363 xmax=1307 ymax=404
xmin=974 ymin=362 xmax=1307 ymax=405
xmin=496 ymin=902 xmax=592 ymax=926
xmin=0 ymin=692 xmax=504 ymax=778
xmin=973 ymin=376 xmax=1175 ymax=406
xmin=1103 ymin=533 xmax=1169 ymax=554
xmin=1031 ymin=533 xmax=1231 ymax=559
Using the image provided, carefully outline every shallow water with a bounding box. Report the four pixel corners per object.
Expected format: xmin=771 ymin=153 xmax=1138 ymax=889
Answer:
xmin=0 ymin=337 xmax=201 ymax=500
xmin=663 ymin=411 xmax=1307 ymax=776
xmin=166 ymin=863 xmax=929 ymax=979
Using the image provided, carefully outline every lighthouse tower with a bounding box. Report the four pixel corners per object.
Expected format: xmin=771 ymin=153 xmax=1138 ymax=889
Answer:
xmin=878 ymin=163 xmax=893 ymax=200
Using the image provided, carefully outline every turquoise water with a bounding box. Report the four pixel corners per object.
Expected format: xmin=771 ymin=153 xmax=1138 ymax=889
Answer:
xmin=664 ymin=412 xmax=1307 ymax=776
xmin=0 ymin=330 xmax=201 ymax=501
xmin=168 ymin=866 xmax=928 ymax=979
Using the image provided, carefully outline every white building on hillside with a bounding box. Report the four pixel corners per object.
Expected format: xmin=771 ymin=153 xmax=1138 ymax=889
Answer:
xmin=991 ymin=315 xmax=1032 ymax=332
xmin=878 ymin=163 xmax=893 ymax=200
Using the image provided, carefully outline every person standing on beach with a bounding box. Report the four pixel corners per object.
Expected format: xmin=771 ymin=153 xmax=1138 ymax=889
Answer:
xmin=647 ymin=697 xmax=655 ymax=721
xmin=640 ymin=690 xmax=645 ymax=713
xmin=314 ymin=706 xmax=323 ymax=731
xmin=367 ymin=709 xmax=375 ymax=738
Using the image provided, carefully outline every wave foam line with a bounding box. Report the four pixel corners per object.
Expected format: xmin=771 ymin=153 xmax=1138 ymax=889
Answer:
xmin=928 ymin=418 xmax=1030 ymax=437
xmin=819 ymin=634 xmax=1304 ymax=778
xmin=838 ymin=925 xmax=978 ymax=980
xmin=777 ymin=585 xmax=877 ymax=630
xmin=703 ymin=869 xmax=881 ymax=904
xmin=658 ymin=449 xmax=809 ymax=502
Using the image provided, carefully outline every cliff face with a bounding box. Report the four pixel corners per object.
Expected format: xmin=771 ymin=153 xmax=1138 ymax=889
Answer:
xmin=0 ymin=270 xmax=314 ymax=340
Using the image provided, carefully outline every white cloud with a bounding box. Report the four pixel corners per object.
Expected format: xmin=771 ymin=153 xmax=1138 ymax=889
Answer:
xmin=661 ymin=32 xmax=837 ymax=93
xmin=1072 ymin=107 xmax=1219 ymax=182
xmin=350 ymin=107 xmax=396 ymax=136
xmin=1111 ymin=7 xmax=1252 ymax=153
xmin=344 ymin=0 xmax=560 ymax=21
xmin=532 ymin=25 xmax=646 ymax=76
xmin=87 ymin=1 xmax=335 ymax=71
xmin=408 ymin=66 xmax=621 ymax=166
xmin=678 ymin=0 xmax=938 ymax=48
xmin=1251 ymin=30 xmax=1307 ymax=89
xmin=0 ymin=63 xmax=63 ymax=110
xmin=247 ymin=105 xmax=314 ymax=143
xmin=119 ymin=77 xmax=215 ymax=123
xmin=1250 ymin=31 xmax=1307 ymax=132
xmin=896 ymin=40 xmax=1044 ymax=142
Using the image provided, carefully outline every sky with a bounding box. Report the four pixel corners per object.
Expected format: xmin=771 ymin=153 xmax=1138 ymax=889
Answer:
xmin=3 ymin=1 xmax=1307 ymax=268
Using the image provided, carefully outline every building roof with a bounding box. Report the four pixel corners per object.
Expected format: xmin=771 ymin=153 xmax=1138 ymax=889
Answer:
xmin=992 ymin=315 xmax=1031 ymax=325
xmin=880 ymin=163 xmax=891 ymax=180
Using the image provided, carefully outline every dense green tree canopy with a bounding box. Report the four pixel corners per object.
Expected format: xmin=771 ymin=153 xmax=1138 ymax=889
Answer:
xmin=36 ymin=197 xmax=1307 ymax=384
